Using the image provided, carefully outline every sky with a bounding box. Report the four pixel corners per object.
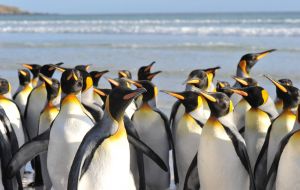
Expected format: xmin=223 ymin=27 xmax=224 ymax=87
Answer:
xmin=1 ymin=0 xmax=299 ymax=14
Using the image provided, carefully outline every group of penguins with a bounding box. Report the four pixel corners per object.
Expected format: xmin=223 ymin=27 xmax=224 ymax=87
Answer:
xmin=0 ymin=48 xmax=299 ymax=190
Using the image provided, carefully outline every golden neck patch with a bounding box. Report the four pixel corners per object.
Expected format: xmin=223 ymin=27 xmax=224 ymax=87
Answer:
xmin=261 ymin=89 xmax=269 ymax=104
xmin=239 ymin=60 xmax=249 ymax=76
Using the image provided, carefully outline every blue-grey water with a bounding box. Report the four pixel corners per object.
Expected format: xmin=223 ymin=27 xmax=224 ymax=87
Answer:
xmin=1 ymin=12 xmax=300 ymax=114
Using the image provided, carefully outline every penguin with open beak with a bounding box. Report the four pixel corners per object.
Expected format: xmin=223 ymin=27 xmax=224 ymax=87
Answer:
xmin=162 ymin=90 xmax=204 ymax=190
xmin=131 ymin=80 xmax=173 ymax=190
xmin=137 ymin=61 xmax=162 ymax=81
xmin=22 ymin=63 xmax=42 ymax=88
xmin=185 ymin=91 xmax=255 ymax=190
xmin=230 ymin=86 xmax=278 ymax=171
xmin=274 ymin=78 xmax=293 ymax=113
xmin=235 ymin=49 xmax=276 ymax=79
xmin=13 ymin=69 xmax=33 ymax=117
xmin=254 ymin=76 xmax=300 ymax=190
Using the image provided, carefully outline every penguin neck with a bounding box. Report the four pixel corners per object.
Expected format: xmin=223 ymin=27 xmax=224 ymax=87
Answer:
xmin=185 ymin=84 xmax=201 ymax=92
xmin=188 ymin=100 xmax=208 ymax=124
xmin=60 ymin=93 xmax=82 ymax=113
xmin=143 ymin=97 xmax=157 ymax=109
xmin=31 ymin=77 xmax=39 ymax=87
xmin=81 ymin=86 xmax=94 ymax=104
xmin=101 ymin=111 xmax=122 ymax=134
xmin=236 ymin=67 xmax=249 ymax=78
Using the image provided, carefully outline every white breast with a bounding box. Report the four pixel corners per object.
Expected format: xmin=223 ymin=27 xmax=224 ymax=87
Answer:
xmin=198 ymin=119 xmax=250 ymax=190
xmin=47 ymin=102 xmax=93 ymax=190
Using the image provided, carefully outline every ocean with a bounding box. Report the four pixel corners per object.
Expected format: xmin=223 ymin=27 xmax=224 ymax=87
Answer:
xmin=1 ymin=12 xmax=300 ymax=114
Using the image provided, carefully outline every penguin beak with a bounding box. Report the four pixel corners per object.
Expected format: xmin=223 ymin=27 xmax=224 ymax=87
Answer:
xmin=217 ymin=81 xmax=225 ymax=88
xmin=94 ymin=88 xmax=107 ymax=97
xmin=204 ymin=66 xmax=221 ymax=74
xmin=199 ymin=91 xmax=217 ymax=102
xmin=39 ymin=73 xmax=53 ymax=85
xmin=53 ymin=65 xmax=66 ymax=73
xmin=19 ymin=70 xmax=27 ymax=76
xmin=232 ymin=76 xmax=248 ymax=86
xmin=22 ymin=64 xmax=33 ymax=70
xmin=255 ymin=49 xmax=276 ymax=60
xmin=124 ymin=78 xmax=143 ymax=88
xmin=85 ymin=64 xmax=91 ymax=71
xmin=106 ymin=78 xmax=120 ymax=87
xmin=48 ymin=62 xmax=64 ymax=71
xmin=67 ymin=71 xmax=78 ymax=81
xmin=160 ymin=90 xmax=185 ymax=100
xmin=119 ymin=71 xmax=128 ymax=78
xmin=123 ymin=88 xmax=147 ymax=100
xmin=184 ymin=78 xmax=201 ymax=85
xmin=264 ymin=75 xmax=288 ymax=93
xmin=147 ymin=71 xmax=162 ymax=80
xmin=228 ymin=88 xmax=249 ymax=97
xmin=96 ymin=70 xmax=109 ymax=78
xmin=144 ymin=61 xmax=156 ymax=72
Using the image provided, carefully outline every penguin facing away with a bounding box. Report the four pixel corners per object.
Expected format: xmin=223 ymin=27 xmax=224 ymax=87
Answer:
xmin=67 ymin=87 xmax=146 ymax=190
xmin=254 ymin=76 xmax=300 ymax=190
xmin=22 ymin=63 xmax=41 ymax=88
xmin=47 ymin=69 xmax=94 ymax=190
xmin=162 ymin=90 xmax=204 ymax=190
xmin=185 ymin=91 xmax=255 ymax=190
xmin=90 ymin=70 xmax=109 ymax=107
xmin=274 ymin=78 xmax=293 ymax=113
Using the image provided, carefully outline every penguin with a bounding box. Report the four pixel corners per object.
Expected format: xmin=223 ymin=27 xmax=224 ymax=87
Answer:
xmin=230 ymin=86 xmax=278 ymax=170
xmin=13 ymin=69 xmax=33 ymax=117
xmin=47 ymin=69 xmax=95 ymax=190
xmin=216 ymin=80 xmax=233 ymax=98
xmin=185 ymin=91 xmax=255 ymax=190
xmin=131 ymin=80 xmax=173 ymax=190
xmin=68 ymin=86 xmax=171 ymax=190
xmin=203 ymin=66 xmax=220 ymax=92
xmin=37 ymin=73 xmax=61 ymax=190
xmin=254 ymin=76 xmax=299 ymax=190
xmin=265 ymin=117 xmax=300 ymax=190
xmin=89 ymin=70 xmax=109 ymax=88
xmin=274 ymin=78 xmax=293 ymax=113
xmin=231 ymin=76 xmax=258 ymax=133
xmin=0 ymin=78 xmax=25 ymax=148
xmin=118 ymin=70 xmax=132 ymax=79
xmin=22 ymin=63 xmax=41 ymax=88
xmin=161 ymin=90 xmax=204 ymax=190
xmin=24 ymin=62 xmax=63 ymax=140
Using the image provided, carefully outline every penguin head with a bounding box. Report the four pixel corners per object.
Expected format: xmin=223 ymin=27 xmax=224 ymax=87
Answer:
xmin=231 ymin=86 xmax=269 ymax=108
xmin=39 ymin=62 xmax=64 ymax=79
xmin=60 ymin=69 xmax=83 ymax=95
xmin=237 ymin=49 xmax=276 ymax=77
xmin=39 ymin=73 xmax=61 ymax=101
xmin=107 ymin=78 xmax=131 ymax=89
xmin=184 ymin=70 xmax=208 ymax=90
xmin=118 ymin=70 xmax=132 ymax=79
xmin=216 ymin=81 xmax=233 ymax=97
xmin=77 ymin=69 xmax=93 ymax=92
xmin=199 ymin=91 xmax=233 ymax=118
xmin=127 ymin=80 xmax=157 ymax=103
xmin=232 ymin=76 xmax=258 ymax=87
xmin=18 ymin=69 xmax=31 ymax=86
xmin=138 ymin=61 xmax=162 ymax=81
xmin=276 ymin=78 xmax=293 ymax=98
xmin=161 ymin=90 xmax=202 ymax=113
xmin=265 ymin=75 xmax=300 ymax=109
xmin=0 ymin=78 xmax=10 ymax=95
xmin=22 ymin=64 xmax=41 ymax=78
xmin=203 ymin=66 xmax=220 ymax=85
xmin=106 ymin=87 xmax=146 ymax=122
xmin=89 ymin=70 xmax=109 ymax=87
xmin=75 ymin=64 xmax=91 ymax=72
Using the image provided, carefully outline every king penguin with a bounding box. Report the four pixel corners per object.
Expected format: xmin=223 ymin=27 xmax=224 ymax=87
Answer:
xmin=90 ymin=70 xmax=109 ymax=108
xmin=185 ymin=91 xmax=255 ymax=190
xmin=13 ymin=69 xmax=33 ymax=117
xmin=254 ymin=76 xmax=300 ymax=190
xmin=67 ymin=87 xmax=146 ymax=190
xmin=137 ymin=61 xmax=162 ymax=81
xmin=24 ymin=62 xmax=63 ymax=140
xmin=216 ymin=81 xmax=233 ymax=98
xmin=47 ymin=69 xmax=94 ymax=190
xmin=37 ymin=73 xmax=61 ymax=190
xmin=131 ymin=80 xmax=173 ymax=190
xmin=22 ymin=63 xmax=41 ymax=88
xmin=118 ymin=70 xmax=132 ymax=79
xmin=203 ymin=66 xmax=220 ymax=92
xmin=274 ymin=78 xmax=293 ymax=113
xmin=161 ymin=90 xmax=204 ymax=190
xmin=230 ymin=86 xmax=278 ymax=170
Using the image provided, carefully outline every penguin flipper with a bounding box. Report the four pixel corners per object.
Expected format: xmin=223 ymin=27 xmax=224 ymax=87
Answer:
xmin=127 ymin=134 xmax=168 ymax=172
xmin=183 ymin=153 xmax=200 ymax=190
xmin=254 ymin=123 xmax=273 ymax=190
xmin=6 ymin=129 xmax=50 ymax=178
xmin=223 ymin=126 xmax=255 ymax=190
xmin=152 ymin=108 xmax=179 ymax=183
xmin=265 ymin=129 xmax=299 ymax=190
xmin=81 ymin=104 xmax=96 ymax=124
xmin=68 ymin=126 xmax=111 ymax=190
